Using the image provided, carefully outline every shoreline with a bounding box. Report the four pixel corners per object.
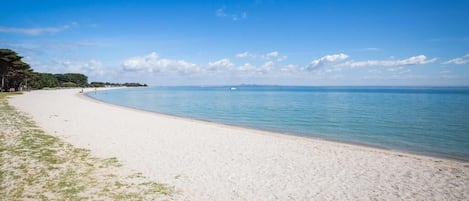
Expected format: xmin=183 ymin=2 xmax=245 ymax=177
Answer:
xmin=9 ymin=88 xmax=469 ymax=200
xmin=84 ymin=88 xmax=468 ymax=162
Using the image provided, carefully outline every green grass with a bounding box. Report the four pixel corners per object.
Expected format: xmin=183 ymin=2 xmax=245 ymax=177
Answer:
xmin=0 ymin=92 xmax=175 ymax=200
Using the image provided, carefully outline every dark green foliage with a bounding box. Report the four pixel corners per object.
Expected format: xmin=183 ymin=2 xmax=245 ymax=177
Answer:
xmin=55 ymin=73 xmax=88 ymax=87
xmin=61 ymin=82 xmax=78 ymax=88
xmin=89 ymin=82 xmax=105 ymax=87
xmin=29 ymin=73 xmax=88 ymax=89
xmin=0 ymin=49 xmax=34 ymax=91
xmin=123 ymin=82 xmax=147 ymax=87
xmin=30 ymin=73 xmax=58 ymax=89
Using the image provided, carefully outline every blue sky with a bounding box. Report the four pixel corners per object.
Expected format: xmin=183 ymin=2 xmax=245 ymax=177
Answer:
xmin=1 ymin=0 xmax=468 ymax=86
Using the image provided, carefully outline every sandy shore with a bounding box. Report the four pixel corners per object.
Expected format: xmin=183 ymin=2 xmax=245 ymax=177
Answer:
xmin=9 ymin=88 xmax=469 ymax=201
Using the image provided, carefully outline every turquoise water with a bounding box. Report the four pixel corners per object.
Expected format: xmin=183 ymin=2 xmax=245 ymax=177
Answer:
xmin=87 ymin=86 xmax=469 ymax=160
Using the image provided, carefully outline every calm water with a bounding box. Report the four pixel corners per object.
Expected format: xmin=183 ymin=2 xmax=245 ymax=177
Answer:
xmin=87 ymin=86 xmax=469 ymax=160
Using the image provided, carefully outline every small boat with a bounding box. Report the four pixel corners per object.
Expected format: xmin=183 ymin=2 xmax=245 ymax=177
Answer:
xmin=230 ymin=87 xmax=237 ymax=91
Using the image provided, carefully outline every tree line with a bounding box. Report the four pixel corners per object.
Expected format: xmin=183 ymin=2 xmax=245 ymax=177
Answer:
xmin=31 ymin=73 xmax=88 ymax=89
xmin=1 ymin=49 xmax=147 ymax=91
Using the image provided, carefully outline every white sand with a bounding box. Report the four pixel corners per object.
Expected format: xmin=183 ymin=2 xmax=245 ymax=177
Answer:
xmin=9 ymin=88 xmax=469 ymax=201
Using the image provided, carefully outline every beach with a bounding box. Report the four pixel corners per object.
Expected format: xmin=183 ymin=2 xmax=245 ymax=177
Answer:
xmin=9 ymin=88 xmax=469 ymax=200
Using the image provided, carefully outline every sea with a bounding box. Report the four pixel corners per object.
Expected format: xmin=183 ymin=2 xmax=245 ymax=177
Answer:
xmin=87 ymin=86 xmax=469 ymax=161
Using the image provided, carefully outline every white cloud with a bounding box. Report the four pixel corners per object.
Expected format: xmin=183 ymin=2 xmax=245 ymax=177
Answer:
xmin=0 ymin=23 xmax=76 ymax=36
xmin=53 ymin=59 xmax=106 ymax=76
xmin=387 ymin=66 xmax=411 ymax=74
xmin=216 ymin=7 xmax=247 ymax=21
xmin=325 ymin=67 xmax=343 ymax=73
xmin=216 ymin=8 xmax=227 ymax=17
xmin=280 ymin=64 xmax=300 ymax=73
xmin=338 ymin=55 xmax=437 ymax=68
xmin=238 ymin=63 xmax=256 ymax=72
xmin=82 ymin=60 xmax=105 ymax=75
xmin=359 ymin=47 xmax=380 ymax=51
xmin=306 ymin=53 xmax=349 ymax=71
xmin=122 ymin=52 xmax=159 ymax=71
xmin=236 ymin=61 xmax=275 ymax=74
xmin=277 ymin=56 xmax=288 ymax=62
xmin=236 ymin=51 xmax=256 ymax=59
xmin=207 ymin=58 xmax=234 ymax=71
xmin=233 ymin=12 xmax=248 ymax=21
xmin=122 ymin=52 xmax=198 ymax=74
xmin=368 ymin=69 xmax=382 ymax=73
xmin=261 ymin=51 xmax=282 ymax=60
xmin=443 ymin=54 xmax=469 ymax=64
xmin=265 ymin=51 xmax=279 ymax=58
xmin=236 ymin=51 xmax=287 ymax=62
xmin=260 ymin=61 xmax=275 ymax=72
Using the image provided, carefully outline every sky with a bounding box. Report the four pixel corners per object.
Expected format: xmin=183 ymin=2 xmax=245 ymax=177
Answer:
xmin=1 ymin=0 xmax=468 ymax=86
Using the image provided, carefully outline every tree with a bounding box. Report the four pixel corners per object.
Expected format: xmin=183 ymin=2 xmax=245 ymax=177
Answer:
xmin=31 ymin=73 xmax=58 ymax=89
xmin=123 ymin=82 xmax=147 ymax=87
xmin=64 ymin=73 xmax=87 ymax=87
xmin=0 ymin=49 xmax=34 ymax=91
xmin=0 ymin=49 xmax=17 ymax=91
xmin=90 ymin=82 xmax=105 ymax=87
xmin=55 ymin=73 xmax=88 ymax=87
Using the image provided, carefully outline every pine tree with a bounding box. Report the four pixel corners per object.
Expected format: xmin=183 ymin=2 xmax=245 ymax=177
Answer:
xmin=0 ymin=49 xmax=33 ymax=91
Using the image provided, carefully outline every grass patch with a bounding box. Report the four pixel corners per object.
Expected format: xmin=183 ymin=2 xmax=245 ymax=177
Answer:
xmin=101 ymin=157 xmax=122 ymax=168
xmin=0 ymin=92 xmax=175 ymax=200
